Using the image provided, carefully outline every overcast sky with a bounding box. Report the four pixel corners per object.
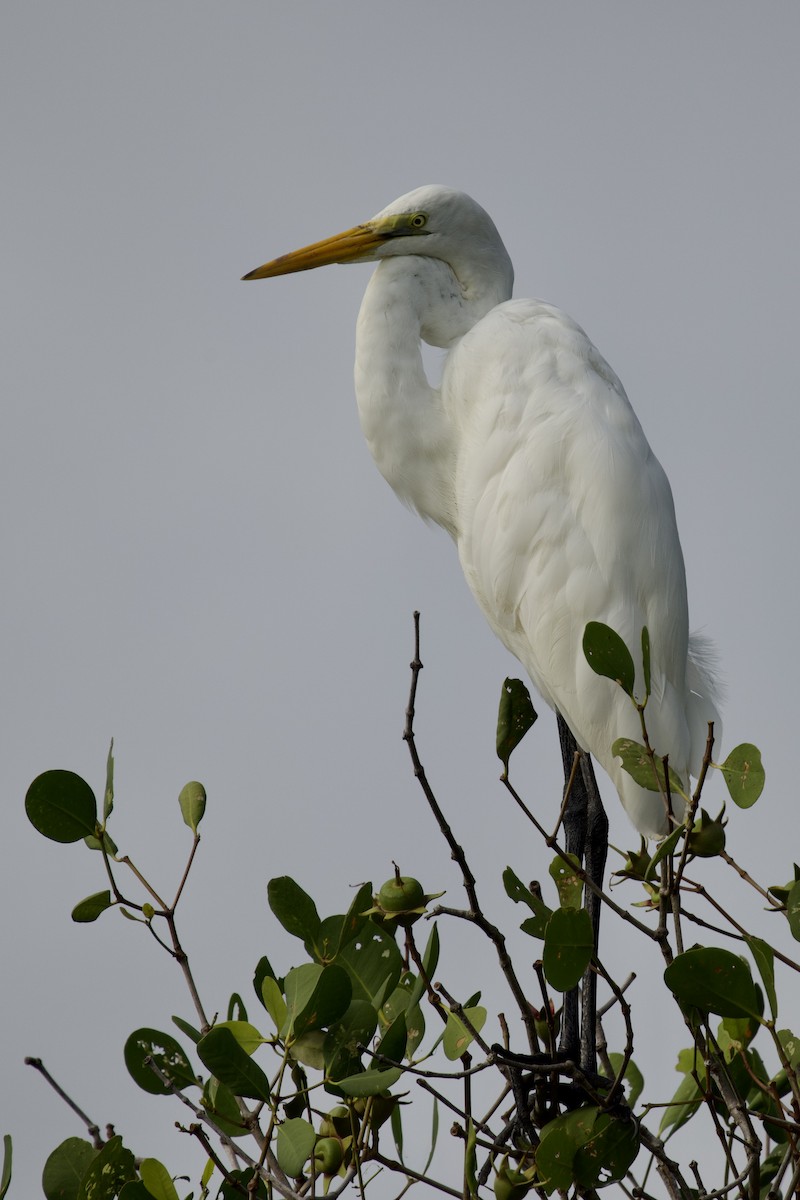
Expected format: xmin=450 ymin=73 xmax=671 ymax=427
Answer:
xmin=3 ymin=4 xmax=799 ymax=1195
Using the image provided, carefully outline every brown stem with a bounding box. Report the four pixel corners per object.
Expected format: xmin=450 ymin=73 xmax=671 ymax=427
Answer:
xmin=404 ymin=612 xmax=538 ymax=1052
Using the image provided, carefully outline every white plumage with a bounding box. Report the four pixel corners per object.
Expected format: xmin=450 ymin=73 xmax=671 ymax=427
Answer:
xmin=244 ymin=185 xmax=720 ymax=838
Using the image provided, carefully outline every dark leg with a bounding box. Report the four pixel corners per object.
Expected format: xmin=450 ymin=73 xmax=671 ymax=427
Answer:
xmin=556 ymin=713 xmax=608 ymax=1074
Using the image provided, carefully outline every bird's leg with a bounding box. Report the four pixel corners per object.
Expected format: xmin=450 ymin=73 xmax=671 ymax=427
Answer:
xmin=555 ymin=714 xmax=608 ymax=1076
xmin=578 ymin=751 xmax=607 ymax=1074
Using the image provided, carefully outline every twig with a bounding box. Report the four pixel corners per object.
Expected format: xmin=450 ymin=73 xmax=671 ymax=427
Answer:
xmin=24 ymin=1058 xmax=103 ymax=1148
xmin=371 ymin=1152 xmax=461 ymax=1198
xmin=435 ymin=982 xmax=493 ymax=1057
xmin=501 ymin=774 xmax=664 ymax=945
xmin=404 ymin=612 xmax=539 ymax=1052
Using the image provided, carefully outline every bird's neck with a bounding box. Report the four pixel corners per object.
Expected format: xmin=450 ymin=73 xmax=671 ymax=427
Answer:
xmin=354 ymin=257 xmax=505 ymax=537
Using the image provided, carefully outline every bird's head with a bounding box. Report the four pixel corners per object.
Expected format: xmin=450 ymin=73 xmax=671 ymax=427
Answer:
xmin=242 ymin=184 xmax=513 ymax=300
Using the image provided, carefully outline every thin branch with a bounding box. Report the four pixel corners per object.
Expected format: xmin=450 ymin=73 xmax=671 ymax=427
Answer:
xmin=404 ymin=612 xmax=538 ymax=1052
xmin=24 ymin=1058 xmax=103 ymax=1149
xmin=371 ymin=1152 xmax=461 ymax=1199
xmin=500 ymin=773 xmax=664 ymax=944
xmin=172 ymin=832 xmax=201 ymax=910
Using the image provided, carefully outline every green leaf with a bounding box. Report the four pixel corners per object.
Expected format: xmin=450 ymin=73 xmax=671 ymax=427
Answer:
xmin=503 ymin=867 xmax=553 ymax=938
xmin=268 ymin=876 xmax=322 ymax=954
xmin=119 ymin=1183 xmax=152 ymax=1200
xmin=118 ymin=1180 xmax=151 ymax=1200
xmin=171 ymin=1014 xmax=201 ymax=1044
xmin=227 ymin=992 xmax=248 ymax=1022
xmin=42 ymin=1138 xmax=96 ymax=1200
xmin=787 ymin=881 xmax=800 ymax=941
xmin=197 ymin=1026 xmax=271 ymax=1102
xmin=217 ymin=1170 xmax=267 ymax=1199
xmin=582 ymin=622 xmax=635 ymax=697
xmin=103 ymin=740 xmax=115 ymax=822
xmin=719 ymin=743 xmax=765 ymax=808
xmin=290 ymin=1030 xmax=325 ymax=1070
xmin=464 ymin=1119 xmax=478 ymax=1200
xmin=612 ymin=738 xmax=686 ymax=797
xmin=337 ymin=1065 xmax=403 ymax=1096
xmin=549 ymin=853 xmax=583 ymax=909
xmin=717 ymin=1013 xmax=759 ymax=1058
xmin=284 ymin=963 xmax=352 ymax=1038
xmin=337 ymin=924 xmax=402 ymax=1007
xmin=607 ymin=1054 xmax=644 ymax=1110
xmin=496 ymin=678 xmax=537 ymax=773
xmin=253 ymin=955 xmax=278 ymax=1007
xmin=276 ymin=1118 xmax=316 ymax=1177
xmin=373 ymin=1010 xmax=408 ymax=1068
xmin=335 ymin=881 xmax=373 ymax=954
xmin=443 ymin=1006 xmax=486 ymax=1061
xmin=391 ymin=1099 xmax=404 ymax=1162
xmin=124 ymin=1028 xmax=197 ymax=1095
xmin=83 ymin=828 xmax=118 ymax=855
xmin=25 ymin=770 xmax=98 ymax=843
xmin=178 ymin=781 xmax=206 ymax=833
xmin=659 ymin=1069 xmax=703 ymax=1135
xmin=647 ymin=825 xmax=685 ymax=873
xmin=778 ymin=1028 xmax=800 ymax=1069
xmin=76 ymin=1136 xmax=135 ymax=1200
xmin=537 ymin=1108 xmax=637 ymax=1190
xmin=323 ymin=999 xmax=378 ymax=1082
xmin=746 ymin=937 xmax=777 ymax=1020
xmin=0 ymin=1136 xmax=9 ymax=1200
xmin=664 ymin=947 xmax=760 ymax=1018
xmin=201 ymin=1077 xmax=249 ymax=1137
xmin=574 ymin=1112 xmax=638 ymax=1187
xmin=212 ymin=1020 xmax=264 ymax=1054
xmin=261 ymin=976 xmax=288 ymax=1034
xmin=641 ymin=627 xmax=651 ymax=698
xmin=71 ymin=890 xmax=113 ymax=923
xmin=543 ymin=907 xmax=594 ymax=992
xmin=138 ymin=1159 xmax=180 ymax=1200
xmin=407 ymin=922 xmax=440 ymax=1009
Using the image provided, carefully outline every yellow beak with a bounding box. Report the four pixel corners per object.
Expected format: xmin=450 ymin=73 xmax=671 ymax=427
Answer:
xmin=242 ymin=223 xmax=386 ymax=281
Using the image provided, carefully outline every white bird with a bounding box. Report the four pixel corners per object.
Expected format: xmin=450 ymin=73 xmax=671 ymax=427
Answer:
xmin=243 ymin=185 xmax=720 ymax=840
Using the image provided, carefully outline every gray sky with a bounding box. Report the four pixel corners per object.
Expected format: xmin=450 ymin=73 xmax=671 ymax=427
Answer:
xmin=3 ymin=3 xmax=799 ymax=1194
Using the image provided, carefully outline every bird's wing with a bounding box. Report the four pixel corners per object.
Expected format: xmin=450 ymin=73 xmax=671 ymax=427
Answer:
xmin=445 ymin=299 xmax=697 ymax=834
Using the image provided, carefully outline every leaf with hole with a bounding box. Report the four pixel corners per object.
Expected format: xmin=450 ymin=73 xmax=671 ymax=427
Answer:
xmin=496 ymin=678 xmax=537 ymax=773
xmin=443 ymin=1005 xmax=486 ymax=1061
xmin=75 ymin=1136 xmax=135 ymax=1200
xmin=612 ymin=738 xmax=686 ymax=798
xmin=719 ymin=743 xmax=765 ymax=808
xmin=323 ymin=999 xmax=378 ymax=1083
xmin=124 ymin=1028 xmax=197 ymax=1095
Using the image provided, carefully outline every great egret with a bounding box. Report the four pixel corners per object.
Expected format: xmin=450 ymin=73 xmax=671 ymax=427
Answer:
xmin=243 ymin=185 xmax=719 ymax=841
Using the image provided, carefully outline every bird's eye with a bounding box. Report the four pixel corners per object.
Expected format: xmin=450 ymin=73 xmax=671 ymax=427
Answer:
xmin=410 ymin=213 xmax=427 ymax=229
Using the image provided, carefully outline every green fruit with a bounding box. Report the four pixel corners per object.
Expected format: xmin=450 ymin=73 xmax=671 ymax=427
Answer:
xmin=494 ymin=1161 xmax=533 ymax=1200
xmin=313 ymin=1137 xmax=344 ymax=1174
xmin=377 ymin=876 xmax=425 ymax=913
xmin=319 ymin=1106 xmax=355 ymax=1139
